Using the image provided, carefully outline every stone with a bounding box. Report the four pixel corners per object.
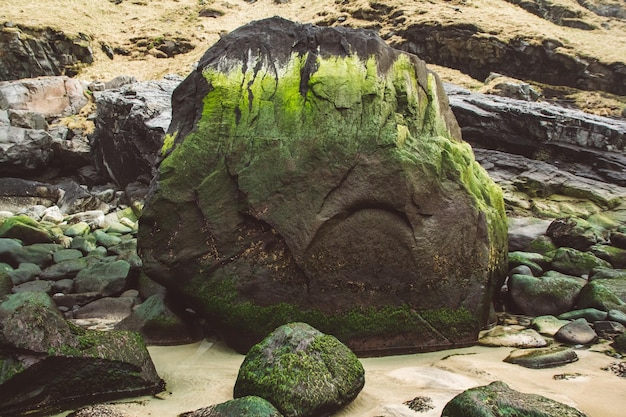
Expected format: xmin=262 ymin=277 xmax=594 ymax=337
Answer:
xmin=8 ymin=262 xmax=41 ymax=285
xmin=551 ymin=247 xmax=612 ymax=276
xmin=73 ymin=260 xmax=131 ymax=296
xmin=441 ymin=381 xmax=587 ymax=417
xmin=0 ymin=126 xmax=55 ymax=176
xmin=12 ymin=279 xmax=54 ymax=294
xmin=9 ymin=243 xmax=62 ymax=268
xmin=53 ymin=248 xmax=84 ymax=263
xmin=74 ymin=297 xmax=135 ymax=320
xmin=590 ymin=268 xmax=626 ymax=280
xmin=613 ymin=333 xmax=626 ymax=353
xmin=7 ymin=109 xmax=48 ymax=130
xmin=234 ymin=322 xmax=364 ymax=417
xmin=40 ymin=257 xmax=88 ymax=280
xmin=577 ymin=280 xmax=626 ymax=312
xmin=508 ymin=251 xmax=550 ymax=276
xmin=139 ymin=17 xmax=508 ymax=354
xmin=594 ymin=321 xmax=626 ymax=339
xmin=0 ymin=271 xmax=12 ymax=297
xmin=531 ymin=315 xmax=569 ymax=336
xmin=93 ymin=229 xmax=122 ymax=248
xmin=478 ymin=326 xmax=548 ymax=348
xmin=0 ymin=178 xmax=61 ymax=213
xmin=180 ymin=396 xmax=284 ymax=417
xmin=52 ymin=278 xmax=74 ymax=294
xmin=590 ymin=244 xmax=626 ymax=268
xmin=608 ymin=309 xmax=626 ymax=326
xmin=64 ymin=221 xmax=91 ymax=237
xmin=611 ymin=231 xmax=626 ymax=249
xmin=66 ymin=211 xmax=106 ymax=230
xmin=41 ymin=205 xmax=65 ymax=224
xmin=504 ymin=346 xmax=579 ymax=369
xmin=558 ymin=308 xmax=608 ymax=322
xmin=506 ymin=273 xmax=584 ymax=316
xmin=91 ymin=77 xmax=181 ymax=189
xmin=70 ymin=235 xmax=98 ymax=254
xmin=0 ymin=292 xmax=164 ymax=416
xmin=115 ymin=294 xmax=201 ymax=345
xmin=507 ymin=217 xmax=552 ymax=252
xmin=555 ymin=318 xmax=598 ymax=345
xmin=52 ymin=292 xmax=101 ymax=309
xmin=546 ymin=217 xmax=605 ymax=251
xmin=0 ymin=215 xmax=53 ymax=244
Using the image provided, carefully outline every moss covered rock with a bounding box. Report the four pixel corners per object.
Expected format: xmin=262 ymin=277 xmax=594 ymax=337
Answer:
xmin=180 ymin=396 xmax=284 ymax=417
xmin=442 ymin=381 xmax=588 ymax=417
xmin=0 ymin=292 xmax=163 ymax=416
xmin=139 ymin=17 xmax=508 ymax=353
xmin=0 ymin=215 xmax=53 ymax=244
xmin=234 ymin=322 xmax=364 ymax=417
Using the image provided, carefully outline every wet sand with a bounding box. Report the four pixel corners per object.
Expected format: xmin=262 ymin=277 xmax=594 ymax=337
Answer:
xmin=56 ymin=338 xmax=626 ymax=417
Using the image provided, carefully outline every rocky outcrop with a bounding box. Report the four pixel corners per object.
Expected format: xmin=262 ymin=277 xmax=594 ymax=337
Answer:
xmin=139 ymin=17 xmax=508 ymax=354
xmin=180 ymin=396 xmax=284 ymax=417
xmin=90 ymin=76 xmax=181 ymax=189
xmin=0 ymin=23 xmax=93 ymax=81
xmin=0 ymin=292 xmax=163 ymax=417
xmin=445 ymin=85 xmax=626 ymax=186
xmin=234 ymin=322 xmax=364 ymax=417
xmin=394 ymin=23 xmax=626 ymax=96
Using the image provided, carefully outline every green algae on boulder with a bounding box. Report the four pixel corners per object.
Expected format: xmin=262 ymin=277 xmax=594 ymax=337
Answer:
xmin=442 ymin=381 xmax=588 ymax=417
xmin=180 ymin=396 xmax=284 ymax=417
xmin=139 ymin=17 xmax=508 ymax=353
xmin=234 ymin=322 xmax=364 ymax=417
xmin=0 ymin=292 xmax=163 ymax=416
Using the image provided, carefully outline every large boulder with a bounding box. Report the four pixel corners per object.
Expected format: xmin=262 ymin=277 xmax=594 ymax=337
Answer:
xmin=0 ymin=292 xmax=164 ymax=416
xmin=234 ymin=322 xmax=364 ymax=417
xmin=138 ymin=17 xmax=508 ymax=353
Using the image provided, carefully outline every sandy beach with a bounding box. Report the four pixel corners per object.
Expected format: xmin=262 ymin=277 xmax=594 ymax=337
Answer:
xmin=51 ymin=337 xmax=626 ymax=417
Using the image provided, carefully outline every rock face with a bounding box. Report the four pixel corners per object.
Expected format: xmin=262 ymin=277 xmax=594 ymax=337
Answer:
xmin=0 ymin=292 xmax=164 ymax=416
xmin=396 ymin=23 xmax=626 ymax=96
xmin=442 ymin=381 xmax=588 ymax=417
xmin=139 ymin=17 xmax=508 ymax=354
xmin=0 ymin=24 xmax=93 ymax=81
xmin=234 ymin=322 xmax=364 ymax=417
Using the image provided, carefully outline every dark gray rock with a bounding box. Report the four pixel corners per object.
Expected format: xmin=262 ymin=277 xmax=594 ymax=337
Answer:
xmin=441 ymin=381 xmax=587 ymax=417
xmin=508 ymin=217 xmax=552 ymax=252
xmin=90 ymin=76 xmax=181 ymax=189
xmin=594 ymin=320 xmax=625 ymax=339
xmin=234 ymin=322 xmax=364 ymax=417
xmin=7 ymin=109 xmax=48 ymax=130
xmin=590 ymin=244 xmax=626 ymax=268
xmin=555 ymin=318 xmax=598 ymax=345
xmin=608 ymin=309 xmax=626 ymax=326
xmin=9 ymin=243 xmax=62 ymax=268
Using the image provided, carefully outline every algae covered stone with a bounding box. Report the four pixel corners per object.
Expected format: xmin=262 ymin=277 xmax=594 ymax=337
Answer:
xmin=234 ymin=322 xmax=364 ymax=417
xmin=180 ymin=396 xmax=284 ymax=417
xmin=442 ymin=381 xmax=587 ymax=417
xmin=0 ymin=292 xmax=164 ymax=416
xmin=139 ymin=17 xmax=508 ymax=353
